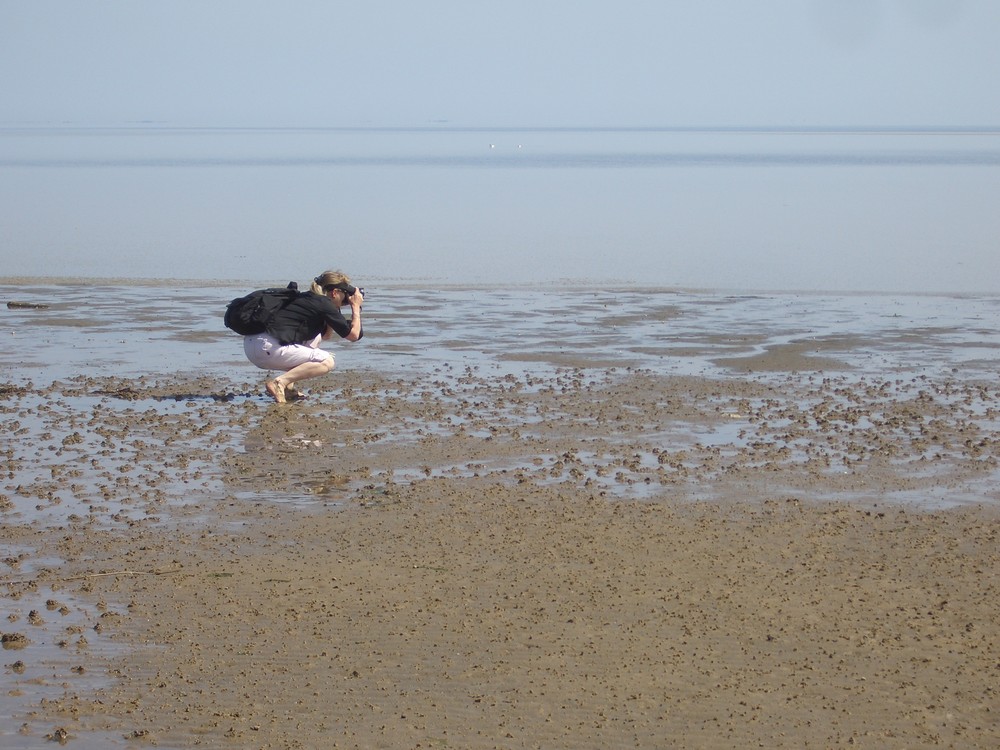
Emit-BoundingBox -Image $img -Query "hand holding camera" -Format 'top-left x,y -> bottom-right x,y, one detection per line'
335,283 -> 365,308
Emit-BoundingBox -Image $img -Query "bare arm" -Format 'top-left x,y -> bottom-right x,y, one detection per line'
343,290 -> 364,341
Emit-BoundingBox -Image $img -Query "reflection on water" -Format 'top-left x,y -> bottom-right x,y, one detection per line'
2,282 -> 999,383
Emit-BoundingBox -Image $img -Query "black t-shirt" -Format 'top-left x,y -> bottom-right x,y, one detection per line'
265,291 -> 358,345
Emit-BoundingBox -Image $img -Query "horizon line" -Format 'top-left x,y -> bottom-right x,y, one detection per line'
3,122 -> 1000,135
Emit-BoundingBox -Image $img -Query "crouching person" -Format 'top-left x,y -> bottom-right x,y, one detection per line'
243,270 -> 364,403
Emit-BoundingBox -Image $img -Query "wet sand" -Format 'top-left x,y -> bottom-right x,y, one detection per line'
3,365 -> 1000,748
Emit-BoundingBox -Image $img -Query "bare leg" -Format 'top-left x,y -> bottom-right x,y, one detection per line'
266,359 -> 334,404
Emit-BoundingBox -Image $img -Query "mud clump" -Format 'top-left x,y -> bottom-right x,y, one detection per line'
1,632 -> 30,650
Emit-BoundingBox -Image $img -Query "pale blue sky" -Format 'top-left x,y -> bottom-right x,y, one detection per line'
2,0 -> 998,127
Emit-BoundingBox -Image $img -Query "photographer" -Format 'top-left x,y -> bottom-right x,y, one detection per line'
243,270 -> 364,403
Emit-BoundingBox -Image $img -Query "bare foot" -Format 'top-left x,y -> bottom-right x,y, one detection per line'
265,379 -> 287,404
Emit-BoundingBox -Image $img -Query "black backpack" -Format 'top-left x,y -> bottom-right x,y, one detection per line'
224,282 -> 300,336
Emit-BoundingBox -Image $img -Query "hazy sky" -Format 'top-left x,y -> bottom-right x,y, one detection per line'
2,0 -> 998,128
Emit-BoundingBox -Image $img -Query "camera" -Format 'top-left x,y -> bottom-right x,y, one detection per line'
335,283 -> 365,299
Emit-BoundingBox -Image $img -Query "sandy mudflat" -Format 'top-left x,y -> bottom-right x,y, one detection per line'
3,367 -> 1000,748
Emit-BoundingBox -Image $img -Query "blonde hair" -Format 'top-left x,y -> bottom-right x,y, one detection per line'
310,270 -> 351,295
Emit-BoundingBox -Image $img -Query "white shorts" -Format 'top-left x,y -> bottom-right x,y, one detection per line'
243,333 -> 335,372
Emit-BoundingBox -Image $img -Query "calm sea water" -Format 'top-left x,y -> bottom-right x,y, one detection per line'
1,126 -> 999,292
